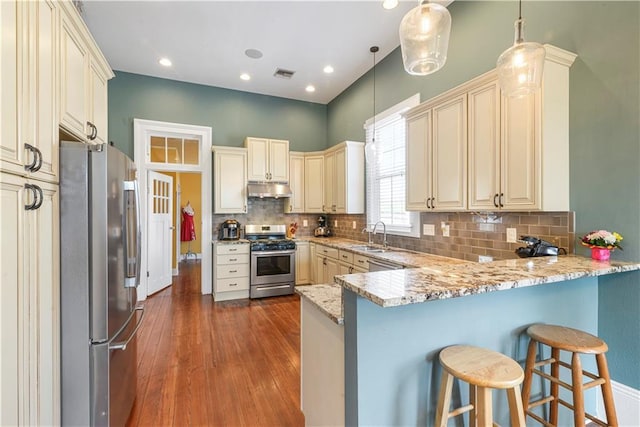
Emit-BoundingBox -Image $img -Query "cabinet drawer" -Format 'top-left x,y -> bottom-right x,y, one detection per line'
317,245 -> 339,260
338,250 -> 353,264
216,277 -> 249,292
216,264 -> 249,279
216,244 -> 249,255
217,254 -> 249,265
353,254 -> 369,269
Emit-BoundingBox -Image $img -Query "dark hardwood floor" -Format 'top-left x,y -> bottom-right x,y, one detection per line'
127,262 -> 305,426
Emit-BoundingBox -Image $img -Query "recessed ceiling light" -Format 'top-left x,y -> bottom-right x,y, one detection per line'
245,48 -> 263,59
159,57 -> 172,67
382,0 -> 398,10
305,85 -> 316,93
323,65 -> 334,74
240,73 -> 251,81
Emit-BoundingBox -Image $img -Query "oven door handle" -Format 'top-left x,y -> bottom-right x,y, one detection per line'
251,249 -> 296,257
255,285 -> 292,291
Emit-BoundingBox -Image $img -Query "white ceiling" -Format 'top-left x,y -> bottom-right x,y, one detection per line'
80,1 -> 426,104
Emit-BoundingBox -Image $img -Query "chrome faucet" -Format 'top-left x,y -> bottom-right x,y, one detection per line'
362,227 -> 373,245
371,221 -> 387,248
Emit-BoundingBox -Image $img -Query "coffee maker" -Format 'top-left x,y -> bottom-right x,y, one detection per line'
314,215 -> 331,237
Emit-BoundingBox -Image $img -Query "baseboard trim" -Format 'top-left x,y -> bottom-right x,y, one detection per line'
597,380 -> 640,426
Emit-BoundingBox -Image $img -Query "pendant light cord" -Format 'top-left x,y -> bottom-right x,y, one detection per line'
370,46 -> 379,146
518,0 -> 522,20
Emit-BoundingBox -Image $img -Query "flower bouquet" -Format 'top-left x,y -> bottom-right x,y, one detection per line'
580,230 -> 623,261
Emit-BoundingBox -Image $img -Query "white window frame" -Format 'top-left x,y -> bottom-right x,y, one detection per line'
364,94 -> 420,238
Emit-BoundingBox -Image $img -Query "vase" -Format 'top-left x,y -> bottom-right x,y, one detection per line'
591,247 -> 611,261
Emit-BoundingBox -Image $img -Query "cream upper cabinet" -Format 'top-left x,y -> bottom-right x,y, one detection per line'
468,46 -> 576,211
213,146 -> 247,214
468,80 -> 501,210
285,152 -> 305,213
58,1 -> 113,144
406,95 -> 467,212
245,137 -> 289,182
324,141 -> 365,214
1,0 -> 58,183
0,174 -> 60,426
304,153 -> 324,213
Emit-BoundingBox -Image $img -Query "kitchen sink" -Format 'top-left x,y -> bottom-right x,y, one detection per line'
350,245 -> 388,253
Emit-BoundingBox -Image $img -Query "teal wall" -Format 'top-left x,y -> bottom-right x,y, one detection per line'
329,1 -> 640,389
107,71 -> 327,158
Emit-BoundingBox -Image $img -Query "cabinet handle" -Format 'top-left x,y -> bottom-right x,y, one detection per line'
229,283 -> 238,287
426,197 -> 431,209
431,198 -> 435,210
244,205 -> 247,213
323,258 -> 327,266
493,193 -> 499,208
92,123 -> 98,140
229,270 -> 237,273
86,121 -> 97,140
357,259 -> 364,264
24,184 -> 43,210
289,204 -> 293,212
499,193 -> 504,208
24,144 -> 43,172
342,255 -> 347,259
229,258 -> 237,262
349,266 -> 354,274
229,248 -> 237,252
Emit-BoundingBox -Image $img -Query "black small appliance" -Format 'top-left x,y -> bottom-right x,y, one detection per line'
515,236 -> 561,257
219,219 -> 240,240
314,215 -> 331,237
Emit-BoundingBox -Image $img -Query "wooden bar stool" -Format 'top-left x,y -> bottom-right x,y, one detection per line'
435,345 -> 526,427
521,324 -> 618,427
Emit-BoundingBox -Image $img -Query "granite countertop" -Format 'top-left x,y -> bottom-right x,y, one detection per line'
295,284 -> 344,325
335,255 -> 640,308
211,239 -> 250,244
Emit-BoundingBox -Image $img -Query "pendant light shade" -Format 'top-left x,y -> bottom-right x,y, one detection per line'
399,0 -> 451,76
496,3 -> 546,97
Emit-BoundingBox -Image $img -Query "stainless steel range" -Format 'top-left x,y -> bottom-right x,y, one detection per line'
245,224 -> 296,299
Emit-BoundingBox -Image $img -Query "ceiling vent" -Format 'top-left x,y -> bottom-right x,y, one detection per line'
273,68 -> 295,79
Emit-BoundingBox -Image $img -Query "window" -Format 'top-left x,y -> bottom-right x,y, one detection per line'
365,94 -> 420,237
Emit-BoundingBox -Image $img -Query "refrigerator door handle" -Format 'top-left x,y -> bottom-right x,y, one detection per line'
123,180 -> 141,288
109,305 -> 144,351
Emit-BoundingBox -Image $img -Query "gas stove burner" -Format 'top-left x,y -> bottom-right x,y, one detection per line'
250,239 -> 296,252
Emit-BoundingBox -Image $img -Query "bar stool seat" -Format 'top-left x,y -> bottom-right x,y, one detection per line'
435,345 -> 526,427
522,324 -> 618,427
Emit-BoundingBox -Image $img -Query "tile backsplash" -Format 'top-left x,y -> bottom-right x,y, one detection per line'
329,211 -> 575,262
212,200 -> 575,262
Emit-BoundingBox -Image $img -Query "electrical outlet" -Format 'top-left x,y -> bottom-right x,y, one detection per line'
442,224 -> 450,237
334,220 -> 338,227
303,220 -> 308,227
423,224 -> 435,236
478,255 -> 493,263
506,228 -> 517,243
352,221 -> 357,229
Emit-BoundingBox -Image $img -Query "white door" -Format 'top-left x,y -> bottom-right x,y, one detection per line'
147,171 -> 173,295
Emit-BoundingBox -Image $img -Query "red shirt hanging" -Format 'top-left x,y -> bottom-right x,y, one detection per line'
181,206 -> 196,242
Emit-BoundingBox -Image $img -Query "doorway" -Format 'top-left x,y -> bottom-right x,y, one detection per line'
134,119 -> 212,300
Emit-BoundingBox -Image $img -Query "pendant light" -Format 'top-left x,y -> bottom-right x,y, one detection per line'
399,0 -> 451,76
496,0 -> 546,97
365,46 -> 378,165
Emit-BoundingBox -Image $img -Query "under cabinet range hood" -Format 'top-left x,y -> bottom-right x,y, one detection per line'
247,183 -> 292,198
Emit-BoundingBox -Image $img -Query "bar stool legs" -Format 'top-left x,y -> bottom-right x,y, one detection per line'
521,324 -> 619,427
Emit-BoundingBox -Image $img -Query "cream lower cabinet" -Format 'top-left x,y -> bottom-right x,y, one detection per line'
339,251 -> 369,275
309,243 -> 316,284
295,241 -> 310,285
304,153 -> 324,213
406,95 -> 467,212
213,146 -> 247,214
315,244 -> 339,284
285,152 -> 305,213
468,46 -> 577,211
0,173 -> 60,426
213,242 -> 250,301
58,1 -> 113,144
1,0 -> 58,183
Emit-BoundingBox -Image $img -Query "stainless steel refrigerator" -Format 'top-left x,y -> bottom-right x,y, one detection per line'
60,141 -> 144,426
